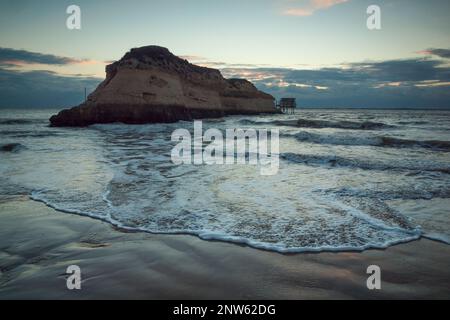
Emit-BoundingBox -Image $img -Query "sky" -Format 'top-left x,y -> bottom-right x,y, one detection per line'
0,0 -> 449,108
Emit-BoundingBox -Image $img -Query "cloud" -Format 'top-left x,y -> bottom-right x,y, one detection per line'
222,58 -> 450,108
1,50 -> 449,109
283,8 -> 313,16
180,55 -> 271,69
0,67 -> 102,108
179,55 -> 208,62
418,48 -> 450,59
0,47 -> 100,67
283,0 -> 349,17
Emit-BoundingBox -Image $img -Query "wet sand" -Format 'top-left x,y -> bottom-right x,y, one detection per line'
0,196 -> 449,300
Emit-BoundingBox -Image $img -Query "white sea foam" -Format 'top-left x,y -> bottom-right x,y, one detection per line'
2,109 -> 450,252
283,131 -> 450,151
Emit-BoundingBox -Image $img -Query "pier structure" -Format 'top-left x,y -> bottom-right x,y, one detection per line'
277,98 -> 296,114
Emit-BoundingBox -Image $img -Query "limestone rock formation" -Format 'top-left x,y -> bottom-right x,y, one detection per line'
50,46 -> 278,126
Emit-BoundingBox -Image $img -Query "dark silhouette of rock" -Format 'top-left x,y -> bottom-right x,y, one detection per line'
50,46 -> 278,126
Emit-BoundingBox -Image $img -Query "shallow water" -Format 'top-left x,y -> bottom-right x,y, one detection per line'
1,108 -> 449,252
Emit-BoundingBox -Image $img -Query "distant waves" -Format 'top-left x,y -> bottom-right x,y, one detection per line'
281,131 -> 450,151
240,118 -> 394,130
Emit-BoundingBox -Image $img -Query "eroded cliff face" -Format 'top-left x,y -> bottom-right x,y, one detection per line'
50,46 -> 278,126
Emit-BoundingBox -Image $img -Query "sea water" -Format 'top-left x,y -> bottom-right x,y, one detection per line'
1,108 -> 449,252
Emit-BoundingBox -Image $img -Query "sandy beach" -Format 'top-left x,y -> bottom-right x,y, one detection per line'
1,0 -> 450,304
0,196 -> 449,300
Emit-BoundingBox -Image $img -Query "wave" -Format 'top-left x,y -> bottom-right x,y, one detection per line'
324,185 -> 450,202
288,131 -> 450,151
239,119 -> 298,127
30,190 -> 422,254
382,136 -> 450,151
240,118 -> 392,130
396,121 -> 429,125
0,143 -> 26,152
281,152 -> 450,174
296,118 -> 392,130
0,119 -> 39,125
0,130 -> 64,138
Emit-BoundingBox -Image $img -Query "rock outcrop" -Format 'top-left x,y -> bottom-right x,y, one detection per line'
50,46 -> 278,126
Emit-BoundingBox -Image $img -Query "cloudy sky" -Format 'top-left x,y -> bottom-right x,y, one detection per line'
0,0 -> 449,108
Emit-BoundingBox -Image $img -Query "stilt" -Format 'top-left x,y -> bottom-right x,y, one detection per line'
277,98 -> 297,114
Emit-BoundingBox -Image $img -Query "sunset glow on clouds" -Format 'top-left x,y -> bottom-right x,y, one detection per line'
1,46 -> 450,108
283,0 -> 349,16
0,47 -> 107,78
221,56 -> 450,108
0,47 -> 105,67
0,0 -> 449,108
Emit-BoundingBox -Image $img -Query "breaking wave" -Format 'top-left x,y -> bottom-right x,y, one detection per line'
2,109 -> 450,253
296,118 -> 393,130
240,118 -> 393,130
288,131 -> 450,151
281,152 -> 450,174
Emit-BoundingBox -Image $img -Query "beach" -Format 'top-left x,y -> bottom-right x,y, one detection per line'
1,0 -> 450,303
1,196 -> 449,300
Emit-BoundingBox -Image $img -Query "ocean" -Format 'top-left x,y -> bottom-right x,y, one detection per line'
1,108 -> 449,253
